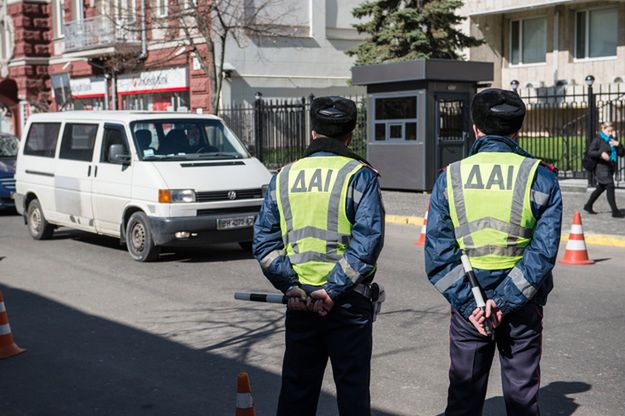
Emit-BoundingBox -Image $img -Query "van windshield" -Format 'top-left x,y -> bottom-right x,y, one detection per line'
130,119 -> 250,161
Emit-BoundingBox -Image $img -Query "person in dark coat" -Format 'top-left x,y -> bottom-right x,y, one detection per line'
584,122 -> 625,218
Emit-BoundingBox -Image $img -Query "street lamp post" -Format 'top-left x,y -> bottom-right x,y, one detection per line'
510,79 -> 520,94
585,75 -> 595,187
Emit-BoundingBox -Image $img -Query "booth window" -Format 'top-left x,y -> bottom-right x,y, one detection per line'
575,7 -> 618,59
373,96 -> 417,141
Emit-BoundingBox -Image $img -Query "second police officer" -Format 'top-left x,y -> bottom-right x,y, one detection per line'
425,89 -> 563,416
253,96 -> 385,416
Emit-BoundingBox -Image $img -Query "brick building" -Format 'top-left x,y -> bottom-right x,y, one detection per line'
0,0 -> 214,137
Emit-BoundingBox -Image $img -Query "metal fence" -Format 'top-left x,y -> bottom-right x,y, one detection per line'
220,95 -> 367,170
221,87 -> 625,183
517,84 -> 625,184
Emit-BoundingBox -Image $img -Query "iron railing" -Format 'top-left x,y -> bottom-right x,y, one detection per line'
64,16 -> 140,52
517,84 -> 625,185
220,95 -> 367,170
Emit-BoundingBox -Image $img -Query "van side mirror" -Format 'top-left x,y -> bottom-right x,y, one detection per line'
246,143 -> 256,156
108,144 -> 131,164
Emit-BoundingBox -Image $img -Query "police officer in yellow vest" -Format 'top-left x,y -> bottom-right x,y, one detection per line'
253,96 -> 385,416
425,89 -> 563,416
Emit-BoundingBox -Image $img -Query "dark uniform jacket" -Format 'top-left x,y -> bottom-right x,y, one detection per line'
425,135 -> 563,318
588,135 -> 625,184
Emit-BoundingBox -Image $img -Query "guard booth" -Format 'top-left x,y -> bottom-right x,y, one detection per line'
352,59 -> 493,191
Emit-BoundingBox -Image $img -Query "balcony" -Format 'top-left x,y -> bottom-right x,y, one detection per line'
63,15 -> 141,57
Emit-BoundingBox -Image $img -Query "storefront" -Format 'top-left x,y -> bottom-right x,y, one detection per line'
69,77 -> 106,111
117,67 -> 190,112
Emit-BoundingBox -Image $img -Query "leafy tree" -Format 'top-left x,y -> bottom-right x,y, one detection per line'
347,0 -> 483,65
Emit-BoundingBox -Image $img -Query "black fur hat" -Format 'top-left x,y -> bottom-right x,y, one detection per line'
471,89 -> 526,136
311,96 -> 357,139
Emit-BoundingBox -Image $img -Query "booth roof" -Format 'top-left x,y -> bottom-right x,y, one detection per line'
351,59 -> 493,86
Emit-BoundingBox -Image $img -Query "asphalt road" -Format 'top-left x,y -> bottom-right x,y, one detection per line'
0,212 -> 624,416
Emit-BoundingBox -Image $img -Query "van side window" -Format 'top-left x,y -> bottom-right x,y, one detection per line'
24,123 -> 61,157
101,126 -> 129,163
59,123 -> 98,162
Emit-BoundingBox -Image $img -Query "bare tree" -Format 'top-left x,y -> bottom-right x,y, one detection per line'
105,0 -> 298,113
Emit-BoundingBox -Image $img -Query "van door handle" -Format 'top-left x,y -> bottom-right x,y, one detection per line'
94,166 -> 98,177
87,165 -> 92,177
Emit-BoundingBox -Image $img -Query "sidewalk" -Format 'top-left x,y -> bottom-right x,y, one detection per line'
382,179 -> 625,247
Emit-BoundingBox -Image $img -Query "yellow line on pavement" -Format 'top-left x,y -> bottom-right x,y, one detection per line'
385,215 -> 424,226
385,216 -> 625,248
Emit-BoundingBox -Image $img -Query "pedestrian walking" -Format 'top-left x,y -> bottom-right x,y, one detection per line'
253,96 -> 385,416
584,121 -> 625,218
425,88 -> 563,416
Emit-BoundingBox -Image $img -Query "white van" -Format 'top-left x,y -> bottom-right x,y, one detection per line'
14,111 -> 272,261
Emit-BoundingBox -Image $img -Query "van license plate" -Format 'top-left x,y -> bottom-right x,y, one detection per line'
217,215 -> 256,230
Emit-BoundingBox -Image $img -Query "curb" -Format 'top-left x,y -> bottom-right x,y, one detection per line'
385,216 -> 625,248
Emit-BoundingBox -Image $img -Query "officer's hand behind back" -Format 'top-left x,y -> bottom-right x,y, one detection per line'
286,286 -> 310,312
310,289 -> 334,317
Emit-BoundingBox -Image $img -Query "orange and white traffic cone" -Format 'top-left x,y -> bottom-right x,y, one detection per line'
416,198 -> 429,247
0,290 -> 26,359
559,211 -> 594,265
235,372 -> 256,416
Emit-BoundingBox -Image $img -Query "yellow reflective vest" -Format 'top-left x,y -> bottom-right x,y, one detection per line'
276,156 -> 364,286
447,152 -> 540,270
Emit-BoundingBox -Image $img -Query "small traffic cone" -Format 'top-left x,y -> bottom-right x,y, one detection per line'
0,290 -> 26,359
559,211 -> 594,265
235,372 -> 256,416
416,198 -> 429,247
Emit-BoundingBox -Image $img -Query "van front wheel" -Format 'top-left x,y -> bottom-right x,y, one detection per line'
126,212 -> 160,262
27,199 -> 54,240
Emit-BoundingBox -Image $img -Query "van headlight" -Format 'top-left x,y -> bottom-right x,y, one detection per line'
261,184 -> 269,198
158,189 -> 196,203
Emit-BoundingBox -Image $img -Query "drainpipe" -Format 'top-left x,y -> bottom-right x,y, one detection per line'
552,10 -> 559,87
139,0 -> 147,59
112,72 -> 117,110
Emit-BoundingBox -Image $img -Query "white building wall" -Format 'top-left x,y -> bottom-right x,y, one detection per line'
221,0 -> 365,105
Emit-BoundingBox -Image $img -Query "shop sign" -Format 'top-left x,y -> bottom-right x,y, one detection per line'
117,67 -> 189,95
70,77 -> 106,99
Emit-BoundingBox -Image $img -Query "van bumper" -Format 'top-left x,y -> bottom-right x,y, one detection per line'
148,210 -> 260,247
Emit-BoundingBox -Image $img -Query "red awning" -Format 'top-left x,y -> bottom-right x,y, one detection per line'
0,78 -> 19,108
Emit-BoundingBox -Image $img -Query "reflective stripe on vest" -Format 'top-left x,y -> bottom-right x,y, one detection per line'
276,156 -> 363,286
447,152 -> 540,270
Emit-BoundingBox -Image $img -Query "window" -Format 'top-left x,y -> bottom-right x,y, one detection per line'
59,123 -> 98,161
53,0 -> 65,39
24,123 -> 62,158
0,18 -> 13,61
510,17 -> 547,65
117,0 -> 137,23
155,0 -> 168,17
101,125 -> 129,163
373,96 -> 418,142
576,7 -> 618,59
73,0 -> 84,22
130,119 -> 248,161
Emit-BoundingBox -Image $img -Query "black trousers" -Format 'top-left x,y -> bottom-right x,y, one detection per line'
585,182 -> 619,213
277,291 -> 373,416
445,303 -> 543,416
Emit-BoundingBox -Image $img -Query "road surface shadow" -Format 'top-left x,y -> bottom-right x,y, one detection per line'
0,285 -> 400,416
49,228 -> 255,263
434,381 -> 591,416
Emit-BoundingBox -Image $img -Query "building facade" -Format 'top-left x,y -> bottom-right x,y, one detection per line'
0,0 -> 366,136
460,0 -> 625,90
220,0 -> 366,106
